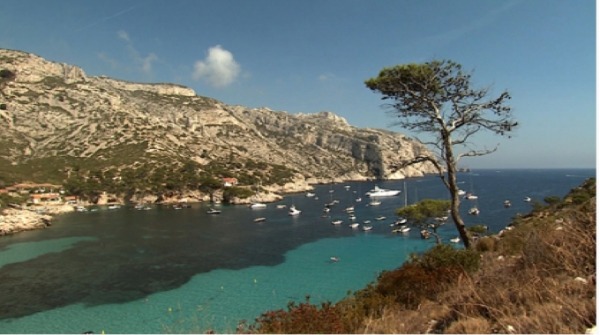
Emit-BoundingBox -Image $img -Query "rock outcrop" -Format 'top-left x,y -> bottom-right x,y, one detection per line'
0,48 -> 438,188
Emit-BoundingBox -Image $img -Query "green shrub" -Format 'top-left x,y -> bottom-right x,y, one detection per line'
475,236 -> 496,252
253,296 -> 346,334
413,244 -> 481,273
375,263 -> 463,309
468,224 -> 489,234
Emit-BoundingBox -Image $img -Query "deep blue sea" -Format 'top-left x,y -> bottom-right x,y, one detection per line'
0,168 -> 594,333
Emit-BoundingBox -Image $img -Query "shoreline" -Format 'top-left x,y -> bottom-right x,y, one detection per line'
0,176 -> 424,237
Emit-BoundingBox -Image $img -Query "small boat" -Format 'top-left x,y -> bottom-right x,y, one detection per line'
394,218 -> 407,226
435,216 -> 448,222
344,205 -> 355,212
464,193 -> 478,200
363,220 -> 371,224
250,202 -> 267,209
458,189 -> 466,196
134,204 -> 144,210
362,225 -> 373,231
331,220 -> 343,225
349,223 -> 359,229
276,204 -> 287,209
344,185 -> 351,190
375,216 -> 386,221
368,199 -> 381,206
306,192 -> 316,197
207,208 -> 221,214
450,237 -> 461,243
400,225 -> 411,233
108,204 -> 120,209
288,205 -> 301,216
143,206 -> 151,210
365,186 -> 401,197
355,197 -> 362,202
420,230 -> 431,239
524,197 -> 532,202
330,257 -> 340,262
468,207 -> 480,215
504,200 -> 511,207
348,214 -> 356,220
253,217 -> 266,223
323,207 -> 330,212
75,206 -> 87,212
321,215 -> 331,218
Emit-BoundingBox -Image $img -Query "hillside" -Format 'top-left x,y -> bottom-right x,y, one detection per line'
247,178 -> 596,334
0,48 -> 436,190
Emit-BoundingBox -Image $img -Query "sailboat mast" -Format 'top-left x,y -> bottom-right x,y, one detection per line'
404,181 -> 407,207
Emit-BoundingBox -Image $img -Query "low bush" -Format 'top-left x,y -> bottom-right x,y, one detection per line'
475,236 -> 496,252
253,296 -> 346,334
412,243 -> 481,274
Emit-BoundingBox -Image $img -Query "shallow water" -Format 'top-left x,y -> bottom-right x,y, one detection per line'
0,168 -> 593,333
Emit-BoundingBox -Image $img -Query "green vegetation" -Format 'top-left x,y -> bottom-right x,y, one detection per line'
365,60 -> 518,249
395,198 -> 451,244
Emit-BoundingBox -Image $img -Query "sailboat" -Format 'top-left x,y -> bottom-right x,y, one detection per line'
249,182 -> 266,209
464,176 -> 478,200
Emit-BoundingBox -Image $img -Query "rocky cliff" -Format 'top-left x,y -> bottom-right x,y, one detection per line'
0,48 -> 437,187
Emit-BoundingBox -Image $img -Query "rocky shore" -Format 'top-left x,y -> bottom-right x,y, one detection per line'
0,205 -> 74,236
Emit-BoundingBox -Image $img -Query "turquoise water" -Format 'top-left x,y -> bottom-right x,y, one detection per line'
0,236 -> 97,269
1,235 -> 428,333
0,168 -> 594,333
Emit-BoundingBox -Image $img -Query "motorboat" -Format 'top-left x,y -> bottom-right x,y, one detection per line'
75,206 -> 87,212
250,202 -> 267,209
207,208 -> 221,214
306,192 -> 316,197
420,230 -> 431,239
332,220 -> 343,225
253,217 -> 266,223
375,216 -> 386,221
365,186 -> 400,197
394,218 -> 407,226
276,204 -> 287,209
464,193 -> 478,200
323,207 -> 330,212
450,237 -> 461,243
524,197 -> 532,202
363,220 -> 371,224
368,199 -> 381,206
288,205 -> 301,216
392,225 -> 411,233
468,207 -> 480,215
362,225 -> 373,231
504,200 -> 511,207
435,216 -> 448,222
344,205 -> 355,212
458,189 -> 466,196
348,214 -> 356,220
349,223 -> 359,229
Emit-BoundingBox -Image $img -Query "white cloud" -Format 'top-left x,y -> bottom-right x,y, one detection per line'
117,30 -> 130,42
192,45 -> 240,88
116,30 -> 158,76
318,73 -> 335,81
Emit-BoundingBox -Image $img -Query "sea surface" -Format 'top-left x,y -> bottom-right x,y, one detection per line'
0,168 -> 594,333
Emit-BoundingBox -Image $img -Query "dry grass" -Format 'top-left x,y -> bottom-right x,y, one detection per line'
348,195 -> 596,334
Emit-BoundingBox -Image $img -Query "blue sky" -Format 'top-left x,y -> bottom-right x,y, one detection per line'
0,0 -> 595,169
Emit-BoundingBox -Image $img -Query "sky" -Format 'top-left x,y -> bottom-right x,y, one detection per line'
0,0 -> 595,169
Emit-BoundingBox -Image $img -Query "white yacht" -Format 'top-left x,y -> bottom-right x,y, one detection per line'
288,205 -> 301,216
365,186 -> 401,197
250,202 -> 267,209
